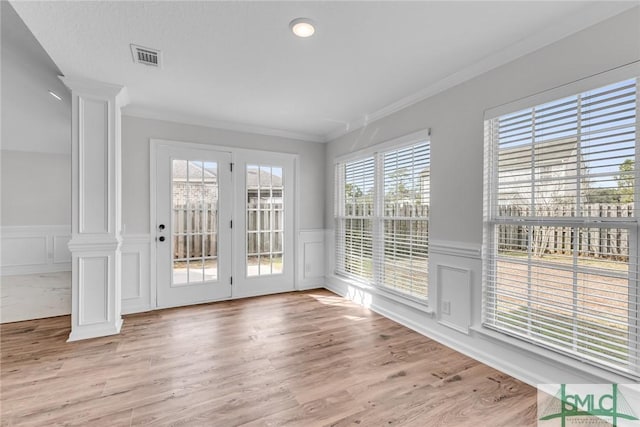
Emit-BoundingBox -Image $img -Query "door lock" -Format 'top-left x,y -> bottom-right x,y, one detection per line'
158,224 -> 166,231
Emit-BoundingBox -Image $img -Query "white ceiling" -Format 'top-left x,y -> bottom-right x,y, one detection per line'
10,1 -> 636,142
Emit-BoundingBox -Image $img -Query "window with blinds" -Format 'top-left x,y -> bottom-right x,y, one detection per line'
335,157 -> 375,281
483,78 -> 639,377
381,143 -> 430,298
335,138 -> 430,300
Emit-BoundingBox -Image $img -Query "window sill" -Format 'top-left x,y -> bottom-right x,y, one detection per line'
329,273 -> 435,316
470,325 -> 639,384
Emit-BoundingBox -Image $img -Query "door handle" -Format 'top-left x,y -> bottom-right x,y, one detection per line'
158,236 -> 166,242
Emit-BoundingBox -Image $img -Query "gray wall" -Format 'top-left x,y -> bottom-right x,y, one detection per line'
121,115 -> 326,234
1,151 -> 71,226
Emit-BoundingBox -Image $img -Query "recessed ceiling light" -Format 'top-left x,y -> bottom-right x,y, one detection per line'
48,90 -> 62,101
290,18 -> 315,38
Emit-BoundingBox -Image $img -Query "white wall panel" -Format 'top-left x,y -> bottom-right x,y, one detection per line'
0,226 -> 71,275
121,252 -> 140,299
1,236 -> 47,267
78,255 -> 109,325
435,264 -> 471,334
297,230 -> 325,290
121,234 -> 151,314
79,98 -> 109,234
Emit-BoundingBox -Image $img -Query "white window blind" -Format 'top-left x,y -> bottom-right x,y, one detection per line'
335,157 -> 375,281
483,78 -> 639,377
379,143 -> 430,298
335,137 -> 430,300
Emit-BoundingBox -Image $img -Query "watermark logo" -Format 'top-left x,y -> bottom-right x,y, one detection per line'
538,384 -> 640,427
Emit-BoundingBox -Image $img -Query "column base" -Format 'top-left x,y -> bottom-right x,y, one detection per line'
67,317 -> 123,342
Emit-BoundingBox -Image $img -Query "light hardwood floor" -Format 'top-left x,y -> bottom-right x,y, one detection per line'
1,290 -> 537,426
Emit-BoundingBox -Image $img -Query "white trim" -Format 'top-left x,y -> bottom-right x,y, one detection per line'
149,141 -> 159,309
334,129 -> 430,164
67,318 -> 122,342
60,76 -> 129,104
67,237 -> 120,252
1,225 -> 71,236
430,239 -> 482,259
123,105 -> 326,144
325,2 -> 639,142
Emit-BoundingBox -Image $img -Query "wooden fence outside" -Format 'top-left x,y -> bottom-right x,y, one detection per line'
173,203 -> 284,259
497,204 -> 633,260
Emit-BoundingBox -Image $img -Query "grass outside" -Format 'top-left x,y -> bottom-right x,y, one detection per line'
494,255 -> 631,366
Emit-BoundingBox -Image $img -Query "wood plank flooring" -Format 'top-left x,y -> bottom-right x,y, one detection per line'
1,290 -> 537,426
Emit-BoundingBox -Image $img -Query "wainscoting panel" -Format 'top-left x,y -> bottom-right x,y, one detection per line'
78,255 -> 110,325
436,264 -> 471,334
121,234 -> 151,314
0,226 -> 72,276
297,230 -> 325,290
430,239 -> 481,334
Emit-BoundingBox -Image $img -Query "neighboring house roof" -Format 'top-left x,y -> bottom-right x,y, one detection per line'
247,168 -> 283,188
172,161 -> 217,182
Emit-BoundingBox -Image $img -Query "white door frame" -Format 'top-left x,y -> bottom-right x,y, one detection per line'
150,138 -> 301,309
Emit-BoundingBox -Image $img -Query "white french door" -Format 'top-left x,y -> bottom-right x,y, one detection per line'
232,151 -> 295,297
153,142 -> 295,308
155,144 -> 232,308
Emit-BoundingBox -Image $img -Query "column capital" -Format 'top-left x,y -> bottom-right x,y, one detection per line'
59,75 -> 129,106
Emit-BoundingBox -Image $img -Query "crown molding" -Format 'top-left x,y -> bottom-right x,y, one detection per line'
122,105 -> 327,144
325,2 -> 639,142
59,75 -> 129,105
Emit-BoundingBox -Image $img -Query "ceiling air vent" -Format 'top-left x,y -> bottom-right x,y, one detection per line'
130,44 -> 161,67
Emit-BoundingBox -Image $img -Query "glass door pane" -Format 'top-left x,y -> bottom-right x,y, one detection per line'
172,159 -> 219,285
246,165 -> 284,277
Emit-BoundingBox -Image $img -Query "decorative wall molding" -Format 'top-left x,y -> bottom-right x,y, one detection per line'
67,237 -> 121,252
121,234 -> 151,314
430,239 -> 482,259
297,230 -> 325,290
0,225 -> 71,276
435,263 -> 471,335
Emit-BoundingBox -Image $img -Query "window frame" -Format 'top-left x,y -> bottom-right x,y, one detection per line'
483,65 -> 640,379
334,129 -> 431,304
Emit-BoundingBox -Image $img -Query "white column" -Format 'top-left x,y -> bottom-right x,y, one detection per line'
61,76 -> 129,341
